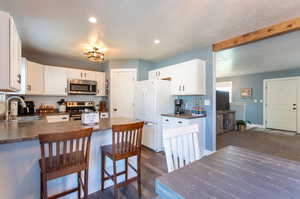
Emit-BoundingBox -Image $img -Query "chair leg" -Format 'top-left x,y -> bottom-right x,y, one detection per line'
84,169 -> 89,199
78,171 -> 81,199
137,155 -> 142,197
41,174 -> 48,199
40,172 -> 43,199
125,158 -> 128,181
101,152 -> 105,190
113,160 -> 118,199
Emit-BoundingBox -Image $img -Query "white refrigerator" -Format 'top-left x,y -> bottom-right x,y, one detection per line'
134,80 -> 172,152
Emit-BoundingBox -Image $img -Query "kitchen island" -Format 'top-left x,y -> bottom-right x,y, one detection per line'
0,117 -> 138,199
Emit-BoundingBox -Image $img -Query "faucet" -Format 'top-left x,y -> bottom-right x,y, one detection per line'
5,96 -> 27,121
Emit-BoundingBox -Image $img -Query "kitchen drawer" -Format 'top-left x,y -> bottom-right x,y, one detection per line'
46,114 -> 69,123
162,116 -> 189,128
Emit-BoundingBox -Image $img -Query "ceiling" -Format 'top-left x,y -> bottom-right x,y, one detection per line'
216,30 -> 300,78
2,0 -> 300,68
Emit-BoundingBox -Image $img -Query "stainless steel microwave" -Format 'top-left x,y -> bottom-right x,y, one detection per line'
68,79 -> 97,95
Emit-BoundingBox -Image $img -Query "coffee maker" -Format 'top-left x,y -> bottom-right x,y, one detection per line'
175,99 -> 185,114
18,101 -> 35,116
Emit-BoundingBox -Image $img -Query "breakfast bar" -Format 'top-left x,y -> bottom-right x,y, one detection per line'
0,117 -> 138,199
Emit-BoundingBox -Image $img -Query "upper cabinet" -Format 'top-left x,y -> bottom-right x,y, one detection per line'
0,12 -> 22,92
148,67 -> 172,80
27,61 -> 44,95
148,59 -> 206,95
44,66 -> 68,96
67,68 -> 95,80
95,72 -> 106,96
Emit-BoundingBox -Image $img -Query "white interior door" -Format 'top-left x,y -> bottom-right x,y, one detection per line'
110,69 -> 137,118
266,79 -> 297,131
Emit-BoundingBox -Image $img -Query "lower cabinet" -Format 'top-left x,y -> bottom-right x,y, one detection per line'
162,116 -> 206,154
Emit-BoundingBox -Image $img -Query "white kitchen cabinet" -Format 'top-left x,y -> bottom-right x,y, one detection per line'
148,59 -> 206,95
44,66 -> 68,96
68,68 -> 95,81
67,68 -> 83,80
83,71 -> 95,80
162,116 -> 206,154
26,61 -> 44,95
149,67 -> 172,80
0,12 -> 22,92
95,72 -> 106,96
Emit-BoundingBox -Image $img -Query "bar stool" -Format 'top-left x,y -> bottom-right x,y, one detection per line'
38,128 -> 93,199
101,122 -> 144,199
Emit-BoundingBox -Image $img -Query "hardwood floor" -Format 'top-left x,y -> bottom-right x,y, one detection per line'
217,129 -> 300,162
90,128 -> 300,199
88,147 -> 167,199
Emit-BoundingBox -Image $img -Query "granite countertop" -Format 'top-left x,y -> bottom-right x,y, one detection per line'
161,113 -> 206,119
0,117 -> 138,144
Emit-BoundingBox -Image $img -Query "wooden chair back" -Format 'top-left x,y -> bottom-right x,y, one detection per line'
163,124 -> 202,172
39,128 -> 93,172
112,122 -> 144,156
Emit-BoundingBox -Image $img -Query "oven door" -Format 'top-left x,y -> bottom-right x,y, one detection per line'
68,80 -> 97,95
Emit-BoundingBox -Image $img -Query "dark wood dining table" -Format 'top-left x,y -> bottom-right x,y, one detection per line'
155,146 -> 300,199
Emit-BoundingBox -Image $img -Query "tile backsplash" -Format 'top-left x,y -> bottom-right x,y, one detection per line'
24,95 -> 106,108
173,95 -> 205,111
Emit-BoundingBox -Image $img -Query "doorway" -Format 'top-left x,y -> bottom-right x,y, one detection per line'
264,77 -> 298,131
110,69 -> 137,118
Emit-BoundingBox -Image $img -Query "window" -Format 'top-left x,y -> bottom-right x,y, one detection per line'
216,81 -> 232,103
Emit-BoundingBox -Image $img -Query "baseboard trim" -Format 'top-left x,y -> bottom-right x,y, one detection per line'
204,150 -> 215,156
248,124 -> 264,129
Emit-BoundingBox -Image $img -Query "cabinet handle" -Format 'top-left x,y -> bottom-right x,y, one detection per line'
17,74 -> 21,84
183,85 -> 185,91
85,73 -> 86,78
165,119 -> 169,122
80,72 -> 82,78
97,89 -> 99,94
178,121 -> 183,124
179,85 -> 181,91
27,85 -> 31,91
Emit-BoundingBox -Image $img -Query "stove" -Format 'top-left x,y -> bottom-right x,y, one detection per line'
66,101 -> 96,120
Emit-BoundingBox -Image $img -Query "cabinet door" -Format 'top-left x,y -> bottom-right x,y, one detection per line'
170,64 -> 183,95
95,72 -> 106,96
159,67 -> 172,80
68,68 -> 84,79
84,71 -> 95,80
9,18 -> 21,91
148,70 -> 157,80
181,59 -> 206,95
44,66 -> 67,96
26,61 -> 44,95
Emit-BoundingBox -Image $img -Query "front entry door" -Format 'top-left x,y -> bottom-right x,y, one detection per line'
110,69 -> 137,118
266,79 -> 297,131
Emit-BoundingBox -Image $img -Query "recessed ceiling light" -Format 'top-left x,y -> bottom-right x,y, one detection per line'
154,39 -> 160,44
88,17 -> 97,24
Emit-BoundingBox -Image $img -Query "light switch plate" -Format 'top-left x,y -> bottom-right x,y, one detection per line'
0,94 -> 5,102
204,99 -> 210,106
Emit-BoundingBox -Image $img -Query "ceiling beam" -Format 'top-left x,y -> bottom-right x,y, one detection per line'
213,16 -> 300,52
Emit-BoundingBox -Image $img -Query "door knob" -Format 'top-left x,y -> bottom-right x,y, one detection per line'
293,108 -> 297,110
113,108 -> 117,111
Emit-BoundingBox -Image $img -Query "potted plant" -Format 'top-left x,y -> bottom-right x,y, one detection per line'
236,120 -> 247,132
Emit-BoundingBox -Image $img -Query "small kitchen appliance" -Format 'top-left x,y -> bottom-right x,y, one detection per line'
175,99 -> 185,114
66,101 -> 96,121
68,79 -> 97,95
18,101 -> 35,116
